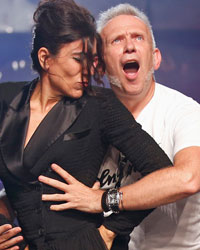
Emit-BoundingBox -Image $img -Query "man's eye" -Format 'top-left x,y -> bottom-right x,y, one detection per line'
136,36 -> 143,41
112,38 -> 121,44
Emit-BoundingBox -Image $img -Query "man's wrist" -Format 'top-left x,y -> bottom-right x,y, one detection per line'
101,188 -> 123,214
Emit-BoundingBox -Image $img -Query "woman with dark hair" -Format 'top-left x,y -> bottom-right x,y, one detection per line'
0,0 -> 172,249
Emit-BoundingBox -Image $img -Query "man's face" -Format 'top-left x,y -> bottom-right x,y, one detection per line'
101,15 -> 160,98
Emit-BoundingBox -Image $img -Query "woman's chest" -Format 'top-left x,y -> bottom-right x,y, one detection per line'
0,125 -> 106,188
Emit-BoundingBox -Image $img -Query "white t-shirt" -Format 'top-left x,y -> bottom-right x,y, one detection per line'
98,83 -> 200,250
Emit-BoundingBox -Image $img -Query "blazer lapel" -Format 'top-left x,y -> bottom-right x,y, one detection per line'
0,80 -> 37,182
24,95 -> 88,178
0,79 -> 88,183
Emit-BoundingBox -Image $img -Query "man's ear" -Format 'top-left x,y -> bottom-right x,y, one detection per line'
38,47 -> 50,71
153,48 -> 162,71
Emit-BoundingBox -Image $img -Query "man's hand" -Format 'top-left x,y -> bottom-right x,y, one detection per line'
0,224 -> 23,250
98,225 -> 116,250
38,163 -> 104,213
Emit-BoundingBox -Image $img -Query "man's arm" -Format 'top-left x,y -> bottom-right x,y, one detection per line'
38,147 -> 200,242
102,146 -> 200,236
120,146 -> 200,210
39,146 -> 200,212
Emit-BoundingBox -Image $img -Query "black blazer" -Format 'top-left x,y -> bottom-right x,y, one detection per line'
0,79 -> 172,248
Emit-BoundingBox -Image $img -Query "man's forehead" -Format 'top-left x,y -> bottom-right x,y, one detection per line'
101,15 -> 149,41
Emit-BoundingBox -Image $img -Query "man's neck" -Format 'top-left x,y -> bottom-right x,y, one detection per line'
113,82 -> 155,119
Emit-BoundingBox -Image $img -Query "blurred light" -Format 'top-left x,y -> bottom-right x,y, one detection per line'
5,26 -> 14,34
12,61 -> 19,71
0,72 -> 2,80
19,60 -> 26,69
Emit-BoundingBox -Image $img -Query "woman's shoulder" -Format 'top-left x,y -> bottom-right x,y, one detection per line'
88,86 -> 117,105
88,86 -> 134,121
0,81 -> 28,103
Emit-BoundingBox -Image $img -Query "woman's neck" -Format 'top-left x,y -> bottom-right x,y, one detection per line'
31,78 -> 61,114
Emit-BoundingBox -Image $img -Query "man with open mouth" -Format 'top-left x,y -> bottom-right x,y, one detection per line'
35,3 -> 200,250
1,3 -> 200,250
96,4 -> 200,250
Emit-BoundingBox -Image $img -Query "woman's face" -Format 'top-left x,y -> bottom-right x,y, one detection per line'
46,39 -> 96,99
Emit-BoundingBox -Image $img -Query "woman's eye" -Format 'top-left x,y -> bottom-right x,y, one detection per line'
73,57 -> 81,62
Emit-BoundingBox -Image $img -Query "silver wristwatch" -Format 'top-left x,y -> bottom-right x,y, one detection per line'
106,188 -> 123,214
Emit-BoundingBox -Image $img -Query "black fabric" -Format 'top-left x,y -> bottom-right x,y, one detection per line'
27,225 -> 107,250
0,80 -> 172,250
0,213 -> 10,225
111,235 -> 130,250
103,209 -> 154,235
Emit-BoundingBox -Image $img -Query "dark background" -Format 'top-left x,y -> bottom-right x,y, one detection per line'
0,0 -> 199,102
0,0 -> 199,189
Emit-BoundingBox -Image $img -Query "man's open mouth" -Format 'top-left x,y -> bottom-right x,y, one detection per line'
123,61 -> 140,74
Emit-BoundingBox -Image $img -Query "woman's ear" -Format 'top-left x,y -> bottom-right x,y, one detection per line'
153,48 -> 162,71
38,47 -> 50,71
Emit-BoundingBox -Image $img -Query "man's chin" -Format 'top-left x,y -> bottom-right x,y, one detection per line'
121,85 -> 144,97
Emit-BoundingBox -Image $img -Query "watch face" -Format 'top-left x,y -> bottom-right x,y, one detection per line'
106,189 -> 121,213
108,190 -> 118,206
110,195 -> 116,204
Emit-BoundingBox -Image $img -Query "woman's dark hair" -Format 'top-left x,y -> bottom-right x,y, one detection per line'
31,0 -> 105,86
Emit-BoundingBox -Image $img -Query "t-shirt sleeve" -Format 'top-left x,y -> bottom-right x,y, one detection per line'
172,101 -> 200,155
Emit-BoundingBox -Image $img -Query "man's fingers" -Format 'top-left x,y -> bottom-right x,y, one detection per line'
39,163 -> 81,190
50,202 -> 74,211
38,175 -> 68,192
51,164 -> 78,185
42,194 -> 67,201
92,181 -> 100,190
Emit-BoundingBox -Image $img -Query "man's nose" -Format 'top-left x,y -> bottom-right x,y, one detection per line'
124,37 -> 136,53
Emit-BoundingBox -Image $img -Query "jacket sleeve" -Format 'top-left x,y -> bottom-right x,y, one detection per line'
99,89 -> 172,176
98,89 -> 172,234
103,209 -> 154,235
